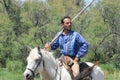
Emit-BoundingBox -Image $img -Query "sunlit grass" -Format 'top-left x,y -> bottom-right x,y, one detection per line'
0,68 -> 22,80
0,66 -> 120,80
0,68 -> 40,80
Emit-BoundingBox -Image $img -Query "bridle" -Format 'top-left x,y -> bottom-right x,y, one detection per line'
25,48 -> 62,80
26,50 -> 43,78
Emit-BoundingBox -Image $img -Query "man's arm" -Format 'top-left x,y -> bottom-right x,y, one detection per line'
44,37 -> 59,51
44,43 -> 51,51
75,33 -> 89,59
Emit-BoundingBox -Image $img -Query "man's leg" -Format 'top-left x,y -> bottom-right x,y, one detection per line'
71,61 -> 79,77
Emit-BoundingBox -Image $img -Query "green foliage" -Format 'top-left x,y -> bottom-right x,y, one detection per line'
0,68 -> 22,80
0,0 -> 120,71
6,59 -> 23,73
100,63 -> 119,73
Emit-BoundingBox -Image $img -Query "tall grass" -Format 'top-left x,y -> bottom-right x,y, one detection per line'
1,61 -> 120,80
0,60 -> 40,80
0,68 -> 22,80
0,68 -> 40,80
100,63 -> 120,80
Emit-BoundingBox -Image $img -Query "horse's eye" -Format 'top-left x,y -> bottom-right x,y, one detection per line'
35,59 -> 40,62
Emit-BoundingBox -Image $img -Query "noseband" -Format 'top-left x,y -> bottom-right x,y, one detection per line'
26,51 -> 43,77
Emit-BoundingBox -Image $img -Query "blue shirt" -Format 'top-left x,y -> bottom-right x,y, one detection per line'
50,30 -> 88,59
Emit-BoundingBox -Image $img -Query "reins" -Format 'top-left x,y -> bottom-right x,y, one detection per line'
53,58 -> 67,80
54,65 -> 62,80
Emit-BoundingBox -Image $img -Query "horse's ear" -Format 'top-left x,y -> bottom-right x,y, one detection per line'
26,46 -> 32,53
37,46 -> 42,55
37,46 -> 41,51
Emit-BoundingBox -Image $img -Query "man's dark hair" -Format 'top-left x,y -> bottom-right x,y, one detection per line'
61,16 -> 71,24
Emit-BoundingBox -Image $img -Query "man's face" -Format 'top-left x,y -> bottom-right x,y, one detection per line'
62,18 -> 72,31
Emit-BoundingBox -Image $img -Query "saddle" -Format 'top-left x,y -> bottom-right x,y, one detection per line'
74,62 -> 95,80
58,56 -> 95,80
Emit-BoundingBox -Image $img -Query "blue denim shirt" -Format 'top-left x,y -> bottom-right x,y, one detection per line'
50,30 -> 88,59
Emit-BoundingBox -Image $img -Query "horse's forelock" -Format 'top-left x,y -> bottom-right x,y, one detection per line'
27,47 -> 41,60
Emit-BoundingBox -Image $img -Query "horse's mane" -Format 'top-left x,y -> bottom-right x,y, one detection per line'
40,49 -> 57,68
39,49 -> 59,80
40,49 -> 55,60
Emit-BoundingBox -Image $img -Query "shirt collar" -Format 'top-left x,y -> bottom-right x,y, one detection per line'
61,30 -> 74,36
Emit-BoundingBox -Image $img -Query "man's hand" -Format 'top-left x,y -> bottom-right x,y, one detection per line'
74,57 -> 80,62
63,56 -> 73,66
44,43 -> 51,51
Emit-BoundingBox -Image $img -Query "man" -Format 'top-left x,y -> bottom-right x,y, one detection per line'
45,16 -> 88,77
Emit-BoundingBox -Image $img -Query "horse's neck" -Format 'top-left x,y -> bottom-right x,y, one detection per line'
40,49 -> 72,80
41,49 -> 57,79
40,69 -> 52,80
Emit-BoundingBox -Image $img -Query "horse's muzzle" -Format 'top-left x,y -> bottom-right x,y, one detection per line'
23,70 -> 34,80
23,74 -> 34,80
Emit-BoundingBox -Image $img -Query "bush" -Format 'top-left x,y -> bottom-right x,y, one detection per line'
6,59 -> 23,73
100,63 -> 116,73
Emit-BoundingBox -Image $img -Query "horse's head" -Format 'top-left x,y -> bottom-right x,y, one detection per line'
23,46 -> 43,80
23,46 -> 74,80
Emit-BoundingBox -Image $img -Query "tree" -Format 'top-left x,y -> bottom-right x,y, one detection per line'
83,0 -> 120,68
0,0 -> 119,69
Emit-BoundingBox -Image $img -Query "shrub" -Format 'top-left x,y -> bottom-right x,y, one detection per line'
6,59 -> 23,73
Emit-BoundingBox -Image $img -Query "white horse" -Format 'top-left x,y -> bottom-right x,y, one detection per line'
23,46 -> 104,80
